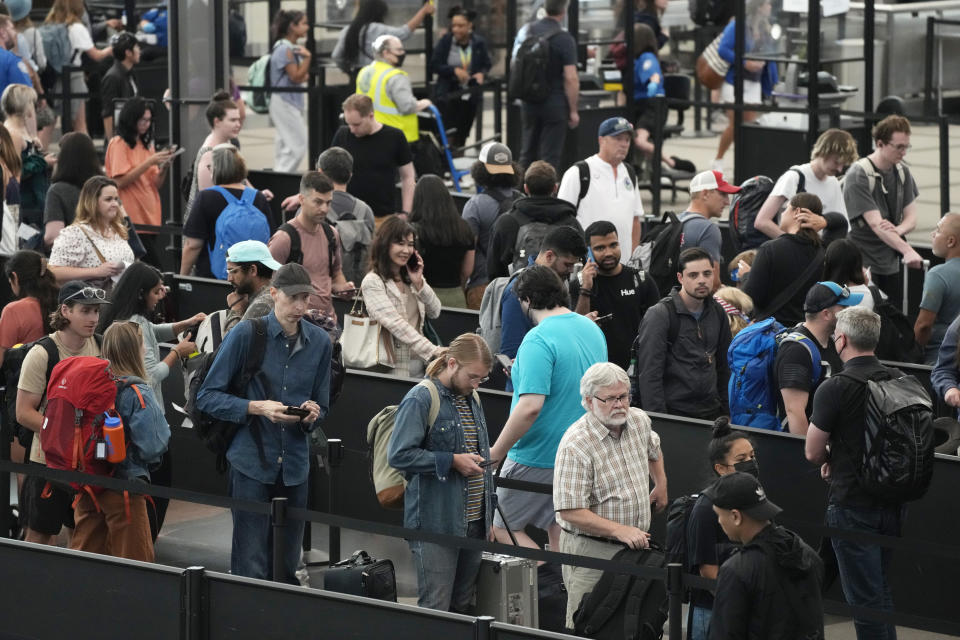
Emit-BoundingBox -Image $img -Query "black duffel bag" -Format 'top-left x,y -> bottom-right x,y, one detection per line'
321,550 -> 397,602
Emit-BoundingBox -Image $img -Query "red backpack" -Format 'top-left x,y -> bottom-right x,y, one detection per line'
40,356 -> 145,508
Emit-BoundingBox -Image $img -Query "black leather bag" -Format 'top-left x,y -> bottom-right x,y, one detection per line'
321,550 -> 397,602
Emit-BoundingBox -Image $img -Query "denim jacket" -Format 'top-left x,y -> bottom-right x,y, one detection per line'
387,378 -> 494,537
196,313 -> 331,486
114,382 -> 170,482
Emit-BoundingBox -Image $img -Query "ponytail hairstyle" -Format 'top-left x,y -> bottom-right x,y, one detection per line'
426,333 -> 493,378
4,250 -> 59,327
343,0 -> 388,68
707,417 -> 753,476
271,8 -> 305,43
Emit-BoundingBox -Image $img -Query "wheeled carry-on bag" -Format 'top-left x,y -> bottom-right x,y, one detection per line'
475,552 -> 539,627
320,549 -> 397,602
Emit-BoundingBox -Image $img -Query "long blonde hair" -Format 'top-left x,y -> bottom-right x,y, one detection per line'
45,0 -> 85,25
102,321 -> 148,380
73,176 -> 128,239
426,333 -> 493,378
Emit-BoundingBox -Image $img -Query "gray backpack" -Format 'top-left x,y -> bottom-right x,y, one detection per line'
511,213 -> 553,275
477,270 -> 523,355
328,195 -> 372,284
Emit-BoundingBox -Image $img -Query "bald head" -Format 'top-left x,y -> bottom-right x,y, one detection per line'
375,35 -> 402,56
933,212 -> 960,260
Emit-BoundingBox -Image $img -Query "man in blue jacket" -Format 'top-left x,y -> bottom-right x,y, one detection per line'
198,263 -> 331,583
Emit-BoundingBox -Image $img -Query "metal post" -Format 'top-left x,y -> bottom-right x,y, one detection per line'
623,3 -> 636,116
182,566 -> 206,640
693,28 -> 704,133
925,17 -> 936,118
271,497 -> 288,582
667,563 -> 684,640
651,96 -> 665,216
505,0 -> 517,149
569,0 -> 580,65
308,67 -> 324,173
940,116 -> 950,214
213,0 -> 226,91
732,0 -> 745,183
327,439 -> 344,564
167,0 -> 182,225
0,431 -> 10,539
124,0 -> 138,31
864,0 -> 875,116
424,0 -> 434,87
807,0 -> 821,154
494,84 -> 503,140
62,68 -> 74,134
474,615 -> 495,640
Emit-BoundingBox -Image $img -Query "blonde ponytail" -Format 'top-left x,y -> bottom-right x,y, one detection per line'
426,334 -> 493,378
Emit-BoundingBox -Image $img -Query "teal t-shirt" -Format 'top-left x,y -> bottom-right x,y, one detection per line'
508,313 -> 608,468
920,257 -> 960,363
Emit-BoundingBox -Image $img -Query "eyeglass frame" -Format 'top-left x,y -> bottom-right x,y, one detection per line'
62,287 -> 107,303
593,393 -> 630,406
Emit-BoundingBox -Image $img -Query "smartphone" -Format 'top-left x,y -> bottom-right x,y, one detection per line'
284,406 -> 310,418
595,313 -> 614,324
406,251 -> 420,271
478,459 -> 500,468
495,353 -> 513,373
167,146 -> 187,159
586,247 -> 594,263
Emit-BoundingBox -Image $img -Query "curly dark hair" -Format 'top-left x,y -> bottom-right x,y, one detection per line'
515,265 -> 568,310
470,161 -> 521,190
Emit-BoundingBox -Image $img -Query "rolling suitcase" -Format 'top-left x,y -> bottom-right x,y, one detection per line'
475,552 -> 539,627
319,549 -> 397,602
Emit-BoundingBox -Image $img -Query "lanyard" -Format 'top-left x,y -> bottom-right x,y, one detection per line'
458,43 -> 472,70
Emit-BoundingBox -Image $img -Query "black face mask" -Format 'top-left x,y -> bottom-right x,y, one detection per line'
733,458 -> 759,478
393,53 -> 407,68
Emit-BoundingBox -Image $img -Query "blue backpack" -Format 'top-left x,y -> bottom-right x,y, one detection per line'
208,186 -> 270,280
727,317 -> 822,431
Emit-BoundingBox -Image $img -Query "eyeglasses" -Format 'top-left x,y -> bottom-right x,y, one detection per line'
456,362 -> 489,384
594,393 -> 630,406
888,143 -> 911,153
63,287 -> 106,303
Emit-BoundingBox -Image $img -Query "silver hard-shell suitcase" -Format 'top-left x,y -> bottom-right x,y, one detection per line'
475,552 -> 539,627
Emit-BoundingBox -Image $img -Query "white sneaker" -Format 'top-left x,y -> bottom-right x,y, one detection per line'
711,159 -> 725,175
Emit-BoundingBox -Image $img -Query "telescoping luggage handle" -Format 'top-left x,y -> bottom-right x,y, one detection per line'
902,258 -> 930,316
493,460 -> 520,546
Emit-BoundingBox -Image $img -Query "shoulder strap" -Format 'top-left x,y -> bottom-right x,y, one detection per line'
418,379 -> 442,434
77,226 -> 107,264
279,222 -> 303,265
351,195 -> 364,217
575,160 -> 590,208
39,336 -> 59,386
665,297 -> 681,346
210,185 -> 239,204
624,162 -> 638,188
321,221 -> 337,273
868,285 -> 883,308
240,187 -> 257,205
241,317 -> 270,467
791,167 -> 806,193
755,248 -> 824,321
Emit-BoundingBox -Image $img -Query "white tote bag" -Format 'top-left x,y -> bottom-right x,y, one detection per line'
339,295 -> 381,369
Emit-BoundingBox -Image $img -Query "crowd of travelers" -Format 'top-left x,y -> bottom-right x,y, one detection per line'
0,1 -> 957,639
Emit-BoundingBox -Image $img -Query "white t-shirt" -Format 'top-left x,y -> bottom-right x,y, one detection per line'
771,162 -> 848,224
557,154 -> 644,263
67,23 -> 94,66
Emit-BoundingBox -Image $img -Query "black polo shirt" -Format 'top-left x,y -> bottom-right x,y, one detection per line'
809,355 -> 902,508
100,61 -> 139,119
774,324 -> 843,418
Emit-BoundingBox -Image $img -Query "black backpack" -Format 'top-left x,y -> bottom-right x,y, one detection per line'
186,317 -> 268,473
1,337 -> 57,449
837,368 -> 936,503
509,26 -> 562,103
573,544 -> 669,640
279,221 -> 338,275
868,285 -> 923,363
664,494 -> 699,603
689,0 -> 734,25
728,175 -> 776,254
486,188 -> 523,217
574,160 -> 638,209
630,212 -> 687,296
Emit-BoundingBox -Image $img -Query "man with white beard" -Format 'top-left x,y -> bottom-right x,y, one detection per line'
552,362 -> 668,629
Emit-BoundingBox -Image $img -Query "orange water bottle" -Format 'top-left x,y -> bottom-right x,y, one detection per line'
102,411 -> 127,464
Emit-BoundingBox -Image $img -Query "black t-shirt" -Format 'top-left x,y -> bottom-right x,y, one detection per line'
100,62 -> 138,119
330,124 -> 412,218
419,237 -> 474,289
742,234 -> 823,328
526,18 -> 578,102
686,493 -> 736,608
569,266 -> 660,369
809,355 -> 901,508
183,187 -> 272,278
774,324 -> 843,418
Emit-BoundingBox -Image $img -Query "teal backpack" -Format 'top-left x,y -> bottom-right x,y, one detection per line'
242,42 -> 282,114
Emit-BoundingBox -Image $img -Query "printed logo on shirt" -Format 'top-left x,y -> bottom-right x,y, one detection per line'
621,288 -> 636,297
643,58 -> 653,71
624,176 -> 633,190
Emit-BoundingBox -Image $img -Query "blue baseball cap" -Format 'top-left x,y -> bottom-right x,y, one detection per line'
803,281 -> 864,313
226,240 -> 282,271
598,117 -> 633,137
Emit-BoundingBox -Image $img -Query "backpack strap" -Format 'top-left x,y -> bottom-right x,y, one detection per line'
240,186 -> 257,205
38,336 -> 59,387
321,221 -> 338,275
867,284 -> 883,309
624,162 -> 638,190
754,248 -> 824,322
778,331 -> 822,384
210,185 -> 239,205
790,167 -> 806,194
575,160 -> 590,209
279,222 -> 303,265
240,317 -> 270,467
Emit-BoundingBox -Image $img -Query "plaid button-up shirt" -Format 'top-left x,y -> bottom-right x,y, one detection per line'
554,407 -> 661,535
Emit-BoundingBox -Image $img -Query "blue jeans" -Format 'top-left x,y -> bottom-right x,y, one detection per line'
689,605 -> 712,640
826,503 -> 904,640
229,467 -> 307,584
409,518 -> 486,612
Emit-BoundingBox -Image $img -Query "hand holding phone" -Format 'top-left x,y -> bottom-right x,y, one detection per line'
406,250 -> 422,273
478,459 -> 500,469
495,354 -> 513,375
586,247 -> 595,263
283,406 -> 310,419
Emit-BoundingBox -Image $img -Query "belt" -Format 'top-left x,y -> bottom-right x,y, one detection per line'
560,527 -> 622,546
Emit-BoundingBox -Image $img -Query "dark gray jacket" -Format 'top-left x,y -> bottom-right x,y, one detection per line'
634,288 -> 731,419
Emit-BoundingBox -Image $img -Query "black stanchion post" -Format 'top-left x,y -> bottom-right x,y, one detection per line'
693,28 -> 704,133
182,565 -> 206,640
505,0 -> 517,152
0,431 -> 10,539
424,0 -> 434,88
806,0 -> 821,154
862,0 -> 875,152
651,96 -> 665,216
475,615 -> 495,640
569,0 -> 581,66
940,115 -> 950,214
62,67 -> 74,134
213,0 -> 226,90
667,563 -> 684,640
623,4 -> 635,117
327,438 -> 344,563
925,17 -> 936,118
494,83 -> 503,140
167,0 -> 182,226
308,67 -> 323,174
271,496 -> 288,582
732,0 -> 745,183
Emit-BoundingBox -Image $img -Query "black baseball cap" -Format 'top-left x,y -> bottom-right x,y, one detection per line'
58,281 -> 110,305
271,263 -> 314,296
803,281 -> 864,314
703,472 -> 782,521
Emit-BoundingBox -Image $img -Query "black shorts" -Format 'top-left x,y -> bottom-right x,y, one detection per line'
633,100 -> 668,135
20,465 -> 75,535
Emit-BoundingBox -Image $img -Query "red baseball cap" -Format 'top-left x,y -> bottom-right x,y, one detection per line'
689,170 -> 741,194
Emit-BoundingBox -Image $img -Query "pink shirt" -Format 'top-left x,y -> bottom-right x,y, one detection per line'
268,217 -> 343,315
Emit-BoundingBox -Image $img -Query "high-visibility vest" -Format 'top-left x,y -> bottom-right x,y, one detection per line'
357,60 -> 419,143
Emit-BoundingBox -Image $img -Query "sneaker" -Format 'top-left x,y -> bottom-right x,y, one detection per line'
711,111 -> 728,127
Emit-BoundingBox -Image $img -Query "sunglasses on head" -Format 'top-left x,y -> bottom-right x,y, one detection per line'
63,287 -> 106,302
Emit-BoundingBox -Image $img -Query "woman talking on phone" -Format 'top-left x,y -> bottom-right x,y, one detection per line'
361,215 -> 443,377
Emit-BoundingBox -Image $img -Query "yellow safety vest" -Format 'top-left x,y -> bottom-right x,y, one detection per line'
356,60 -> 419,143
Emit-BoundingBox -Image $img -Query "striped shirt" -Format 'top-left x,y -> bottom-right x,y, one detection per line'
554,407 -> 662,535
454,395 -> 484,522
